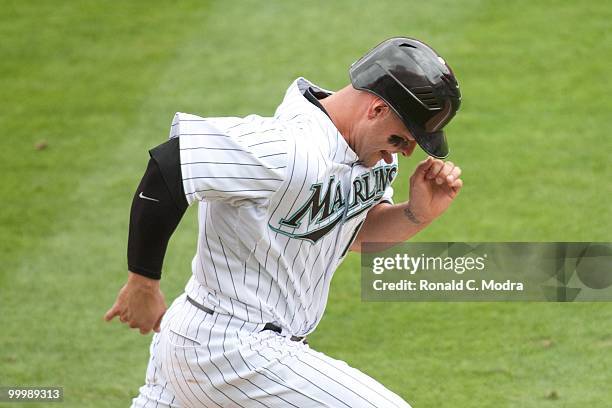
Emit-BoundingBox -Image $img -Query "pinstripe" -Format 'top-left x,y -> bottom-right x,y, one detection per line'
166,307 -> 194,407
179,133 -> 229,137
247,139 -> 285,148
198,313 -> 245,407
176,305 -> 207,406
333,131 -> 342,161
155,381 -> 164,408
181,161 -> 270,166
218,238 -> 239,301
180,316 -> 224,408
180,147 -> 246,152
218,238 -> 246,319
225,122 -> 249,131
232,131 -> 256,138
198,205 -> 210,289
183,175 -> 284,181
173,119 -> 207,124
186,188 -> 277,196
259,152 -> 287,158
288,243 -> 320,328
203,206 -> 231,315
255,260 -> 262,318
183,308 -> 227,408
344,145 -> 349,160
272,180 -> 317,310
233,128 -> 280,138
143,335 -> 160,408
242,260 -> 249,322
142,393 -> 150,408
279,239 -> 305,322
152,335 -> 163,408
174,307 -> 212,408
156,346 -> 166,407
301,240 -> 338,334
268,132 -> 297,221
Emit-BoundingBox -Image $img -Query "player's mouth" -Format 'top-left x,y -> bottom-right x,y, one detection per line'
381,150 -> 393,164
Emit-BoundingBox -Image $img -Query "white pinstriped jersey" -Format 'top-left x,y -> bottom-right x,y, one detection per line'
170,78 -> 398,337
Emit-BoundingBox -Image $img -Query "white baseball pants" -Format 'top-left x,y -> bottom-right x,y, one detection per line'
131,294 -> 411,408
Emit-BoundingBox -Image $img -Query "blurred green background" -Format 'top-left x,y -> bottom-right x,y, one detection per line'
1,1 -> 610,407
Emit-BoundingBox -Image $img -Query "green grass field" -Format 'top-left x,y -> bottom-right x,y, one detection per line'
1,1 -> 610,407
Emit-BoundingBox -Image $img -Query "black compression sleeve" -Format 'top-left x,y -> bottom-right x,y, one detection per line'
127,138 -> 188,279
150,137 -> 187,213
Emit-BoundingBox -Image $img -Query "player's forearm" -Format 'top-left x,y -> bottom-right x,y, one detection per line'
127,138 -> 188,279
350,202 -> 431,252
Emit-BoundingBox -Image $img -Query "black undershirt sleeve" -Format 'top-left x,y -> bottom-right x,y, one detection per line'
127,137 -> 188,279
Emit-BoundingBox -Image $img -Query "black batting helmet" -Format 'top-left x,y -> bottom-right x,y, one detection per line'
349,37 -> 461,158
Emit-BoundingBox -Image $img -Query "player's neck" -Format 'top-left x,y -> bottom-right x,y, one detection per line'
319,85 -> 362,151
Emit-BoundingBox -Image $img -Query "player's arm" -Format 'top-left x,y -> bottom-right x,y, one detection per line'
350,157 -> 462,252
105,138 -> 187,334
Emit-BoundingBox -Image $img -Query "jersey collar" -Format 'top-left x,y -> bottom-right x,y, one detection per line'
276,77 -> 360,165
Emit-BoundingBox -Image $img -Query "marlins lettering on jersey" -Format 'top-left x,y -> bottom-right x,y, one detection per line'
274,165 -> 397,243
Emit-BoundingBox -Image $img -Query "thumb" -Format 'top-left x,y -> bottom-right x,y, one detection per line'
415,157 -> 434,174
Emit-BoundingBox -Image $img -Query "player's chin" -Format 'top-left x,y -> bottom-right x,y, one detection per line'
361,152 -> 390,167
380,150 -> 393,164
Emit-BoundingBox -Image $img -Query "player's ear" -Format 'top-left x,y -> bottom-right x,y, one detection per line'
367,98 -> 391,120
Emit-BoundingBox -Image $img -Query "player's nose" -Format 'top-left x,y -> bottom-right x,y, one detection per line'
399,141 -> 417,157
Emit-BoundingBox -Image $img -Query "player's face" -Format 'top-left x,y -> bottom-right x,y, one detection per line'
358,108 -> 417,167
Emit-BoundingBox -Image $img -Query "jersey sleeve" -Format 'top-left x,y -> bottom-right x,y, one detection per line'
169,112 -> 288,205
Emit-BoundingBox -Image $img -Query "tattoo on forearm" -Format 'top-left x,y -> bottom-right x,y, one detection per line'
403,207 -> 421,224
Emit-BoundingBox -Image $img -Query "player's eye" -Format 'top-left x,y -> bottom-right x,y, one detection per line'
388,135 -> 408,148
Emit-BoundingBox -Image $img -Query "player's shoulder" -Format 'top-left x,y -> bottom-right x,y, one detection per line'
169,112 -> 290,148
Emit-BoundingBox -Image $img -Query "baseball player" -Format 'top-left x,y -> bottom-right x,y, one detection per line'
105,37 -> 462,407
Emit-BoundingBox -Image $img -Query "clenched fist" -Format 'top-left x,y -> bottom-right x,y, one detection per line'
406,157 -> 463,224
